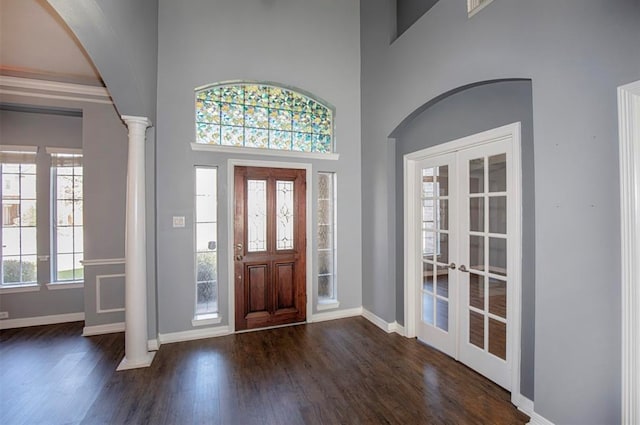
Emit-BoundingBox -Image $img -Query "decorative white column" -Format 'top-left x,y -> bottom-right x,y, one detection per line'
117,115 -> 155,371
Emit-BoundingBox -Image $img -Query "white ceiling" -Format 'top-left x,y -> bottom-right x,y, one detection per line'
0,0 -> 102,85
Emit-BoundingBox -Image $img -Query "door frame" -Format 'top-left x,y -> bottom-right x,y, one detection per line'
618,79 -> 640,425
227,159 -> 313,332
403,122 -> 522,402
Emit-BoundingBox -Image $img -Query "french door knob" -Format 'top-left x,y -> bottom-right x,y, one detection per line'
458,265 -> 469,272
448,262 -> 456,270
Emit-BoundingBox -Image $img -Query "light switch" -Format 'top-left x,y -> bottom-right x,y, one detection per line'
172,216 -> 186,228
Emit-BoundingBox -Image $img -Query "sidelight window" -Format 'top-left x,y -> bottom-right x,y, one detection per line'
194,167 -> 218,320
317,172 -> 337,305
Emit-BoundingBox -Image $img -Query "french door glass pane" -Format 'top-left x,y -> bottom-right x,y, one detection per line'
469,235 -> 484,271
247,179 -> 267,252
470,197 -> 484,232
438,199 -> 449,230
488,154 -> 507,192
489,237 -> 507,276
422,261 -> 433,292
422,292 -> 434,326
469,158 -> 484,193
422,168 -> 434,197
437,165 -> 449,196
436,265 -> 449,297
436,299 -> 449,331
276,180 -> 294,250
469,310 -> 485,349
469,273 -> 484,310
436,233 -> 449,264
489,196 -> 507,234
489,277 -> 507,318
489,318 -> 507,360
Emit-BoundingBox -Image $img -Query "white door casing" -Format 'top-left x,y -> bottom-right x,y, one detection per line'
404,122 -> 522,400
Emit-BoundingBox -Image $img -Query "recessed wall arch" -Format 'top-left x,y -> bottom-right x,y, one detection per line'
391,79 -> 536,401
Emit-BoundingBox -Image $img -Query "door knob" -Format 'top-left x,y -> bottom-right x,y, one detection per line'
448,262 -> 456,270
235,255 -> 243,261
458,265 -> 469,272
235,243 -> 243,251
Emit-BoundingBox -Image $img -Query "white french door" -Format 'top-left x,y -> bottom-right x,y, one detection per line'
410,126 -> 519,392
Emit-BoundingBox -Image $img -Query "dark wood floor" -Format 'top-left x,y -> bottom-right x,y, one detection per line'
0,317 -> 529,425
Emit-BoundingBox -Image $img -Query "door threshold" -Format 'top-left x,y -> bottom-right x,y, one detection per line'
234,321 -> 307,334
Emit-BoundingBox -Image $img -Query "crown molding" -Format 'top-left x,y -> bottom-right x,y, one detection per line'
0,76 -> 112,104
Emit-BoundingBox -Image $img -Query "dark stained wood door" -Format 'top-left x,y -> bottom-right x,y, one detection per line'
234,166 -> 306,331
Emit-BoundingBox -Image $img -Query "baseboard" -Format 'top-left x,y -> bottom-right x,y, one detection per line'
147,339 -> 160,351
526,410 -> 555,425
310,307 -> 363,323
362,308 -> 395,333
512,394 -> 533,415
0,312 -> 84,329
389,321 -> 406,336
158,325 -> 232,345
82,321 -> 124,336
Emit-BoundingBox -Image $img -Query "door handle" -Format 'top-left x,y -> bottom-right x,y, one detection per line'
235,243 -> 243,251
448,262 -> 456,270
458,265 -> 469,272
235,255 -> 243,261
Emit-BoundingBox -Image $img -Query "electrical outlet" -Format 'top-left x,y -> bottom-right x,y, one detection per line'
0,312 -> 9,320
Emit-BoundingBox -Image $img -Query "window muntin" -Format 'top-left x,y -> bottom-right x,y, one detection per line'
195,83 -> 333,153
51,152 -> 83,282
1,147 -> 38,286
195,167 -> 218,318
317,172 -> 337,301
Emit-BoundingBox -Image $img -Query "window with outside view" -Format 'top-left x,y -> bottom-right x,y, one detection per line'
51,151 -> 83,282
195,167 -> 218,318
1,147 -> 38,285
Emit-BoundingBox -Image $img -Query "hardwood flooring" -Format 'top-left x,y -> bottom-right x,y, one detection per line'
0,317 -> 529,425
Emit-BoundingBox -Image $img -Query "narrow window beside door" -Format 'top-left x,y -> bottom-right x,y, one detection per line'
317,172 -> 337,307
195,167 -> 218,320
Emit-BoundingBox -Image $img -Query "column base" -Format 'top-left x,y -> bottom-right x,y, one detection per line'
116,351 -> 156,371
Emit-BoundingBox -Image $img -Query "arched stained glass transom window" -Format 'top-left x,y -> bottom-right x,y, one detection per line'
195,83 -> 334,153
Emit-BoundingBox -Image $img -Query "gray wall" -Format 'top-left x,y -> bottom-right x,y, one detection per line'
46,0 -> 159,121
0,93 -> 131,332
154,0 -> 362,334
361,0 -> 640,423
0,108 -> 84,319
392,80 -> 535,400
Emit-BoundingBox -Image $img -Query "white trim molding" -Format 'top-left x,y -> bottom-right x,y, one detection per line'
0,284 -> 40,294
526,411 -> 556,425
46,281 -> 84,290
619,79 -> 640,425
82,258 -> 126,266
0,312 -> 84,330
310,307 -> 363,323
83,322 -> 125,336
158,325 -> 232,345
96,273 -> 126,314
316,300 -> 340,311
193,143 -> 339,161
0,76 -> 112,105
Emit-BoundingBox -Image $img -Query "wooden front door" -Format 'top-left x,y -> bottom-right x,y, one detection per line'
234,166 -> 306,331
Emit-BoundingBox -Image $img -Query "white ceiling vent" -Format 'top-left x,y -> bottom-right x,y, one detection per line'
467,0 -> 494,17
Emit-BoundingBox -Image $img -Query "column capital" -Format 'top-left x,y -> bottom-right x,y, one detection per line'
122,115 -> 152,128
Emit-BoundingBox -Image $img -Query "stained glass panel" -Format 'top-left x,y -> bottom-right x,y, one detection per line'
269,130 -> 292,150
221,126 -> 243,146
247,180 -> 267,252
245,128 -> 269,149
245,106 -> 268,129
195,83 -> 333,152
276,181 -> 295,250
221,103 -> 244,126
269,109 -> 292,131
